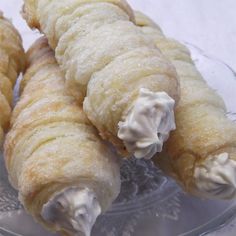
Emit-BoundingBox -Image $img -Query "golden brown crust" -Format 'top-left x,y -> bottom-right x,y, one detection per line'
4,37 -> 120,234
22,0 -> 134,31
0,12 -> 25,145
21,0 -> 40,29
135,12 -> 236,198
22,1 -> 180,158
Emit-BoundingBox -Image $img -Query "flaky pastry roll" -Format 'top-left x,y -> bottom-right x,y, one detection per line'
0,11 -> 25,146
22,0 -> 180,159
135,12 -> 236,200
4,37 -> 120,236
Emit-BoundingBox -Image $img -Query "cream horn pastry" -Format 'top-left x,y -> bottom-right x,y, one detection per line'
135,12 -> 236,200
0,11 -> 25,146
4,37 -> 120,236
22,0 -> 180,159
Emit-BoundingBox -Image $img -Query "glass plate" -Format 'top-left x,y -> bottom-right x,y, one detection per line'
0,44 -> 236,236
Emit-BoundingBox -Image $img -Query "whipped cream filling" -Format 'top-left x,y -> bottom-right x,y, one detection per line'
118,88 -> 176,159
41,187 -> 101,236
194,153 -> 236,199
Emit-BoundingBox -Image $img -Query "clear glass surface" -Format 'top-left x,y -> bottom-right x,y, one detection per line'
0,44 -> 236,236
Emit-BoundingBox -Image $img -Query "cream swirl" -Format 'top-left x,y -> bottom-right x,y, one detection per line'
118,88 -> 176,159
194,153 -> 236,199
41,187 -> 101,236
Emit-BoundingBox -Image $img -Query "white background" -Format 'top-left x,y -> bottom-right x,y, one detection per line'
1,0 -> 236,70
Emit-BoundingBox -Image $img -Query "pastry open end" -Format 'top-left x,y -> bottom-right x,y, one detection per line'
22,0 -> 180,159
4,37 -> 120,235
135,11 -> 236,200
